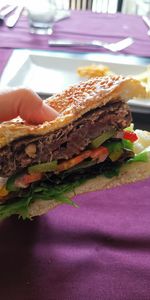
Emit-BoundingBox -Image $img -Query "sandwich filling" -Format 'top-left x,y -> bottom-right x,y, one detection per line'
0,99 -> 142,219
0,100 -> 131,177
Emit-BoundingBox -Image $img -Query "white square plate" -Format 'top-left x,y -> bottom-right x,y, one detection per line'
0,49 -> 150,113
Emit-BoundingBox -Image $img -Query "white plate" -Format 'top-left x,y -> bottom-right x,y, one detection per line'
0,49 -> 150,113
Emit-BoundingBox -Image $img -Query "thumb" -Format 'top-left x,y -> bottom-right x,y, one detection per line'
0,88 -> 59,124
18,89 -> 58,124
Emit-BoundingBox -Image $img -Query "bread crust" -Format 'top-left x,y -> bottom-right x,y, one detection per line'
28,161 -> 150,218
0,76 -> 147,148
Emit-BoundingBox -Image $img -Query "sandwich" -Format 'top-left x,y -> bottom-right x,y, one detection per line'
0,75 -> 150,220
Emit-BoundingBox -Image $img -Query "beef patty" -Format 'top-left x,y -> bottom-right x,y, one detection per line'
0,100 -> 131,177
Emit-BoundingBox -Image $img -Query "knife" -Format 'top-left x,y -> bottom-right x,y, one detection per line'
5,6 -> 24,28
142,16 -> 150,35
48,37 -> 134,52
0,4 -> 17,24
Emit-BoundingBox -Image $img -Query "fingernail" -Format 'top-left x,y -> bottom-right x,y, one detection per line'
42,103 -> 59,121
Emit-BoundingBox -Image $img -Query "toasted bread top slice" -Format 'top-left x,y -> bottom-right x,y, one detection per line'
0,75 -> 147,148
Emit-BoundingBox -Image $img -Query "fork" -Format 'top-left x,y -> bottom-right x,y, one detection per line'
48,37 -> 134,52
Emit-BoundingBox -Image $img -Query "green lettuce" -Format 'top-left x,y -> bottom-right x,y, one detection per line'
0,179 -> 84,220
128,146 -> 150,163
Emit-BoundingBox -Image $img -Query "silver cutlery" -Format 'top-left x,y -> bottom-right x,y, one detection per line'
142,16 -> 150,36
5,5 -> 24,28
48,37 -> 134,52
0,4 -> 17,24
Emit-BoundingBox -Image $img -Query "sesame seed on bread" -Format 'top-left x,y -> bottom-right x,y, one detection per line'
0,75 -> 147,149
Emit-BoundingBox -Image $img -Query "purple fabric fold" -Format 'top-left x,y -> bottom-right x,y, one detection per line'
0,11 -> 150,57
0,49 -> 12,75
0,178 -> 150,300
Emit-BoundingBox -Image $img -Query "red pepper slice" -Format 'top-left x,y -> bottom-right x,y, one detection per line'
123,130 -> 138,142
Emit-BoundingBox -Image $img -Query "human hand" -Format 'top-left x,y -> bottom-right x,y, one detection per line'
0,88 -> 58,124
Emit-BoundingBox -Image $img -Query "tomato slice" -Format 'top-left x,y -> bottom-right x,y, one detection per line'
15,173 -> 43,188
13,146 -> 109,188
123,130 -> 138,142
89,146 -> 109,162
57,146 -> 109,172
57,150 -> 91,172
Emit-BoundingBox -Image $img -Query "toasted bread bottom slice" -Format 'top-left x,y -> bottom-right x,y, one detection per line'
28,161 -> 150,217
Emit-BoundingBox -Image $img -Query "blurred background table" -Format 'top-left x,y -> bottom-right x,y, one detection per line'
132,112 -> 150,130
0,6 -> 149,130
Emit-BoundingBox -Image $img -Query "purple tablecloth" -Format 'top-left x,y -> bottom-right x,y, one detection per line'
1,178 -> 150,300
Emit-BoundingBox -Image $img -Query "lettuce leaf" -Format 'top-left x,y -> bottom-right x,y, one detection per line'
0,179 -> 84,220
128,147 -> 150,163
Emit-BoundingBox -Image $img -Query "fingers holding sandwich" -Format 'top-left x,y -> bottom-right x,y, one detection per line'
0,88 -> 58,124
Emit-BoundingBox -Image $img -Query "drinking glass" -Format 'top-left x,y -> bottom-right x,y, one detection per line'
26,0 -> 57,35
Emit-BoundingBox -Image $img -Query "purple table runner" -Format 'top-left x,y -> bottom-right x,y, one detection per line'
0,11 -> 150,69
0,49 -> 12,75
1,178 -> 150,300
